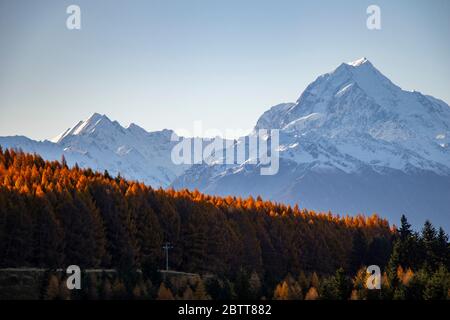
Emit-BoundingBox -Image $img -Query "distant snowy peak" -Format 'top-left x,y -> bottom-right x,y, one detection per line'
251,58 -> 450,174
257,58 -> 450,132
34,113 -> 184,187
53,113 -> 177,144
346,57 -> 370,67
297,57 -> 400,106
255,58 -> 399,130
53,113 -> 111,143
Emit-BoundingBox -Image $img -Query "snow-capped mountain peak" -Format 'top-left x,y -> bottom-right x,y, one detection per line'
346,57 -> 370,67
52,113 -> 113,143
2,113 -> 190,187
253,58 -> 450,175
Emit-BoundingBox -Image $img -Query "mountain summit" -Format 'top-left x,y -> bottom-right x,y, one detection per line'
347,57 -> 370,67
255,58 -> 450,174
52,113 -> 114,143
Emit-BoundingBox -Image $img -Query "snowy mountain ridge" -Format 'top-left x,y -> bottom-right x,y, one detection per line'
1,113 -> 188,187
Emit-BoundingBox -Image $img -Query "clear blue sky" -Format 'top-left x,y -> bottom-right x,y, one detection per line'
0,0 -> 449,140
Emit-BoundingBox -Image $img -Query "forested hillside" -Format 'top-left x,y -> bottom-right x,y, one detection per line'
0,147 -> 449,300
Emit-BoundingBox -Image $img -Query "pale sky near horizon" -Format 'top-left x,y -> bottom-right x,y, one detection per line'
0,0 -> 449,140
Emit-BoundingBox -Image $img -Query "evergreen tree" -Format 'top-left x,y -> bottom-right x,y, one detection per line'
321,268 -> 351,300
87,274 -> 99,300
423,266 -> 450,300
45,275 -> 60,300
273,281 -> 289,300
193,279 -> 210,300
387,240 -> 401,285
298,271 -> 309,296
399,214 -> 412,241
112,278 -> 127,299
310,272 -> 320,289
304,287 -> 319,300
234,269 -> 252,299
182,286 -> 194,300
421,220 -> 438,269
58,278 -> 71,300
131,285 -> 142,299
61,155 -> 68,168
101,278 -> 113,300
436,227 -> 449,267
156,282 -> 174,300
248,271 -> 262,299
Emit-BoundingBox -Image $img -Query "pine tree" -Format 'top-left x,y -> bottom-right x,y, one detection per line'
61,155 -> 68,168
321,268 -> 351,300
298,271 -> 309,296
421,220 -> 438,269
399,214 -> 412,241
112,278 -> 127,299
132,285 -> 142,299
335,268 -> 351,300
87,274 -> 99,300
350,289 -> 359,300
310,272 -> 320,289
423,266 -> 450,300
193,279 -> 210,300
436,227 -> 449,267
129,189 -> 163,277
182,287 -> 194,300
248,271 -> 262,299
157,283 -> 174,300
304,287 -> 319,300
101,278 -> 113,300
387,240 -> 401,285
45,275 -> 60,300
399,215 -> 420,268
58,278 -> 71,300
234,269 -> 252,299
273,281 -> 289,300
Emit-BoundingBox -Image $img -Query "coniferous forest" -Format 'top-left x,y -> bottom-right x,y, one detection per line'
0,147 -> 449,300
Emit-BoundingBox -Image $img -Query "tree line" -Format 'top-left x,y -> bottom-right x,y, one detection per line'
0,147 -> 448,299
